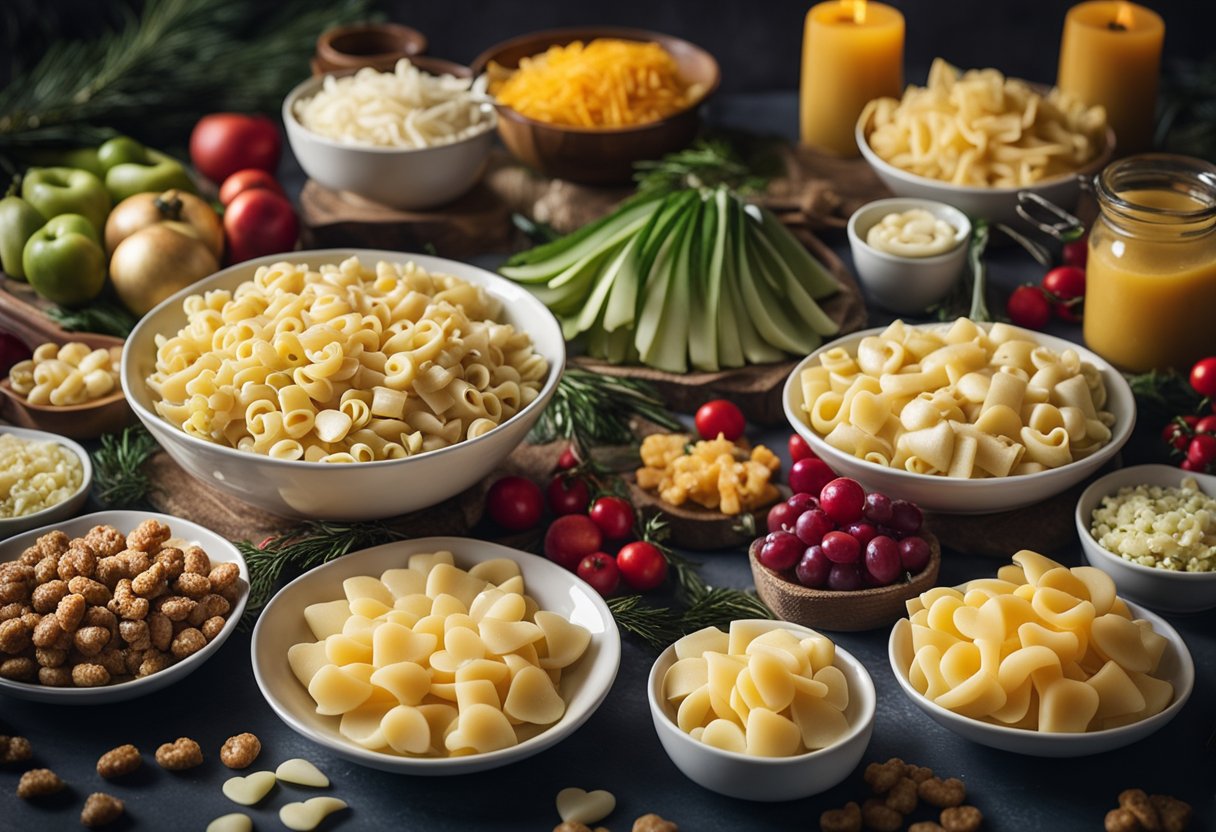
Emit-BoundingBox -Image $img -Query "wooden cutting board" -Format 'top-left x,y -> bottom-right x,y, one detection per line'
0,276 -> 124,351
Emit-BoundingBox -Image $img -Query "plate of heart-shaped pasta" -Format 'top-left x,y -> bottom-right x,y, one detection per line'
887,549 -> 1193,757
250,536 -> 621,774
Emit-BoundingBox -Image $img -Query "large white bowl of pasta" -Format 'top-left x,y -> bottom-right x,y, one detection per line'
856,60 -> 1114,226
783,319 -> 1134,514
121,250 -> 565,521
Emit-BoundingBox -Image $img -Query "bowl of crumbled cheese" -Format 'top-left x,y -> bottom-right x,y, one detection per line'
0,427 -> 92,537
1077,464 -> 1216,613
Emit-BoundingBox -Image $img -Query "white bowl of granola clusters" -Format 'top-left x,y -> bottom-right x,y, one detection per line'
1076,465 -> 1216,614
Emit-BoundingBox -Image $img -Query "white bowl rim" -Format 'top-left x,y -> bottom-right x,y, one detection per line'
783,322 -> 1136,489
121,249 -> 566,472
855,110 -> 1114,197
250,535 -> 622,770
846,197 -> 972,265
0,509 -> 249,699
0,426 -> 93,531
887,596 -> 1195,745
282,74 -> 497,155
646,618 -> 876,766
1076,464 -> 1216,581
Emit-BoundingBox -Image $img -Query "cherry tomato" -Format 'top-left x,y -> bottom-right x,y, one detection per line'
1007,285 -> 1052,330
1042,266 -> 1086,322
544,515 -> 603,571
788,434 -> 816,463
1180,458 -> 1206,472
1190,357 -> 1216,400
616,541 -> 669,591
1061,235 -> 1088,269
556,445 -> 580,471
1187,434 -> 1216,468
1162,420 -> 1191,452
695,399 -> 746,442
485,476 -> 544,531
576,553 -> 620,596
546,475 -> 590,516
1195,415 -> 1216,435
589,496 -> 634,540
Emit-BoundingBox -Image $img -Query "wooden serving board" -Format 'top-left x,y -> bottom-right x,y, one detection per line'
625,473 -> 781,551
0,276 -> 124,351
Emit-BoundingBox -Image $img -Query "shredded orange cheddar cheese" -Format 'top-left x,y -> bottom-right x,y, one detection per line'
636,433 -> 780,515
489,39 -> 703,128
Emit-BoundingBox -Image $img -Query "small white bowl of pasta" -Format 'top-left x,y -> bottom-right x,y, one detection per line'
121,249 -> 565,521
855,60 -> 1115,226
250,537 -> 620,775
282,62 -> 496,210
647,619 -> 875,801
1076,465 -> 1216,614
0,427 -> 92,538
783,319 -> 1135,514
888,558 -> 1194,757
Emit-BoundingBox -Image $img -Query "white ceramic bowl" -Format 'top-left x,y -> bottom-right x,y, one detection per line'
846,198 -> 971,315
1076,465 -> 1216,613
250,536 -> 620,775
647,619 -> 875,801
856,113 -> 1114,226
783,323 -> 1135,514
0,427 -> 92,537
283,74 -> 496,210
0,510 -> 248,704
889,600 -> 1193,757
121,249 -> 565,521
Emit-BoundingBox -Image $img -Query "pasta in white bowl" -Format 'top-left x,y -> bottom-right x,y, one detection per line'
122,250 -> 564,521
782,321 -> 1134,514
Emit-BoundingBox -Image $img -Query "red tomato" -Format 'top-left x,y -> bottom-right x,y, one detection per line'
1190,357 -> 1216,400
1187,434 -> 1216,467
576,553 -> 620,596
588,496 -> 633,540
1042,266 -> 1086,323
219,169 -> 286,207
190,113 -> 282,183
1061,236 -> 1088,269
546,475 -> 590,516
1195,415 -> 1216,435
224,189 -> 298,264
556,445 -> 580,470
1162,419 -> 1193,451
616,541 -> 668,591
1006,285 -> 1052,330
485,476 -> 544,531
695,399 -> 746,442
543,515 -> 603,571
788,434 -> 815,463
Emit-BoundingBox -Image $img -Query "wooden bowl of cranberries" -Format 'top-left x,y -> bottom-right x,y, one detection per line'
748,467 -> 940,632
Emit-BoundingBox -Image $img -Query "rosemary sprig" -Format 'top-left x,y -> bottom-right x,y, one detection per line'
46,302 -> 137,339
530,369 -> 683,455
605,595 -> 681,652
237,522 -> 407,627
633,139 -> 769,199
91,425 -> 160,508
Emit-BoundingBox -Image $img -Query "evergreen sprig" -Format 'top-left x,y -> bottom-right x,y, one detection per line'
46,302 -> 137,339
633,140 -> 768,200
530,369 -> 683,455
91,425 -> 160,508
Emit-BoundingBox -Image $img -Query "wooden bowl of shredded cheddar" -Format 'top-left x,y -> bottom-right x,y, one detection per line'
471,27 -> 719,184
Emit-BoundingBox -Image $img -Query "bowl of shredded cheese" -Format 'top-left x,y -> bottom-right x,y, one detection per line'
471,28 -> 719,184
856,59 -> 1114,226
1076,465 -> 1216,613
0,427 -> 92,537
283,59 -> 496,210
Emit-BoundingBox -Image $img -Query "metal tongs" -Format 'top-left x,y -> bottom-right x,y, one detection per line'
1001,185 -> 1091,266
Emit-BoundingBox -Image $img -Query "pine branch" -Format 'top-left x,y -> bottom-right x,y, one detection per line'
530,368 -> 682,455
91,425 -> 160,508
606,595 -> 681,651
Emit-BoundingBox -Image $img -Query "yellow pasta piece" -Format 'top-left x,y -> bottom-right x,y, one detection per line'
701,719 -> 747,754
304,600 -> 351,641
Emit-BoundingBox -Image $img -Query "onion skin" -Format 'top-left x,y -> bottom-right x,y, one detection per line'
109,223 -> 219,315
104,189 -> 223,259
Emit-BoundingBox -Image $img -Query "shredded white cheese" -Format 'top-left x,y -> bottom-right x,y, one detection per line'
1089,477 -> 1216,572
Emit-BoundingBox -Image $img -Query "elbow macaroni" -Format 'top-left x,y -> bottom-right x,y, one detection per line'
8,342 -> 122,406
795,318 -> 1115,479
146,258 -> 549,463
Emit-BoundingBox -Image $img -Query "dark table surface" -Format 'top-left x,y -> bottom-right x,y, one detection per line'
3,92 -> 1215,832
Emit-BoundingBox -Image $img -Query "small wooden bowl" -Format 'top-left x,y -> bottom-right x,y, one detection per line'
749,534 -> 942,632
0,380 -> 135,440
470,27 -> 720,184
313,23 -> 427,75
628,475 -> 782,551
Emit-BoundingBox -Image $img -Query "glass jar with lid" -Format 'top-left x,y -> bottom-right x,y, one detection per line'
1083,154 -> 1216,372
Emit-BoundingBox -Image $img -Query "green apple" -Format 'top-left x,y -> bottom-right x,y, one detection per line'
15,146 -> 104,178
22,213 -> 106,306
0,196 -> 45,281
21,167 -> 111,232
99,137 -> 196,202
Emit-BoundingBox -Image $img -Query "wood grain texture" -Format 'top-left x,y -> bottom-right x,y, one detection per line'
0,276 -> 124,351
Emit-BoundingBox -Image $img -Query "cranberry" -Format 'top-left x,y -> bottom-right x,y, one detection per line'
767,501 -> 800,534
827,563 -> 864,591
889,499 -> 924,535
819,477 -> 866,525
821,530 -> 861,564
788,458 -> 836,497
844,521 -> 878,549
899,536 -> 932,572
795,545 -> 831,588
759,532 -> 802,571
795,509 -> 835,547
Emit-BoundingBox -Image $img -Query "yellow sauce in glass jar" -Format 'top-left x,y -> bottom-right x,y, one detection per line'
1083,155 -> 1216,372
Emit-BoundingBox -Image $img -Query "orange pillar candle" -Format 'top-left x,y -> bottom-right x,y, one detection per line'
800,0 -> 904,157
1057,1 -> 1164,156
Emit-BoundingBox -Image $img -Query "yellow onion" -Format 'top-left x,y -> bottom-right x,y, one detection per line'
109,223 -> 219,315
104,189 -> 224,258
